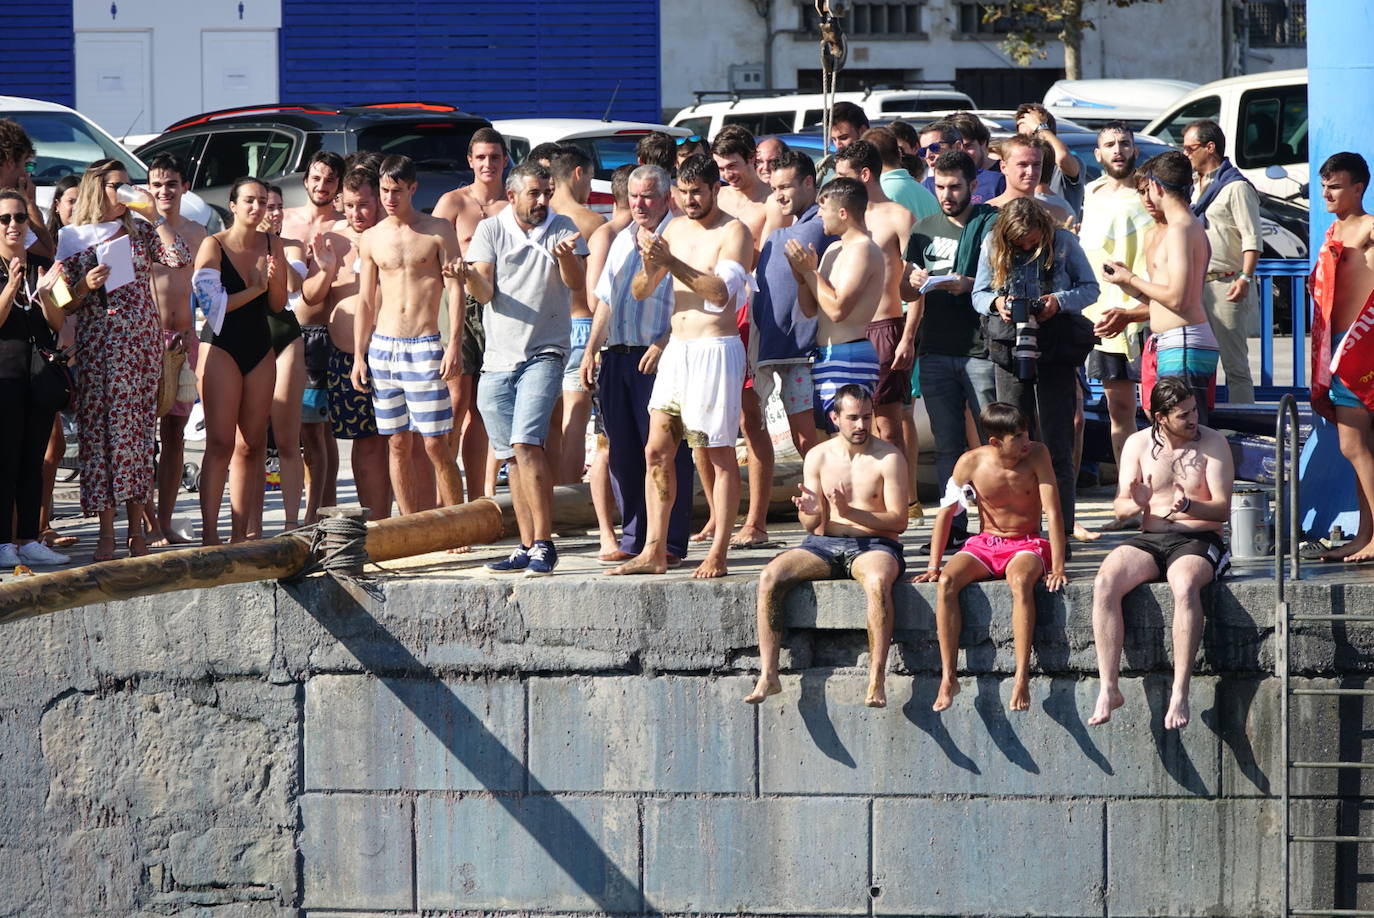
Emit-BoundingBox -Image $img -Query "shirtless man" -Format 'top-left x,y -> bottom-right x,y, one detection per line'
546,145 -> 605,485
1099,151 -> 1217,426
307,167 -> 391,520
351,155 -> 465,512
744,385 -> 908,707
608,154 -> 753,579
145,153 -> 206,545
912,402 -> 1067,713
704,126 -> 775,549
1089,377 -> 1234,729
784,176 -> 885,421
433,127 -> 508,500
1308,152 -> 1374,562
987,135 -> 1073,225
832,140 -> 916,462
282,151 -> 344,251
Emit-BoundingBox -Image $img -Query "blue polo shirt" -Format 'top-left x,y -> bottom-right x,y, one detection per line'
753,204 -> 839,365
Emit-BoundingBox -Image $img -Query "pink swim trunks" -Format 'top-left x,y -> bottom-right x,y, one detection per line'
957,531 -> 1051,578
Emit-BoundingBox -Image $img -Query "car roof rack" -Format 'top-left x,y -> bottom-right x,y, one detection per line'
166,103 -> 342,130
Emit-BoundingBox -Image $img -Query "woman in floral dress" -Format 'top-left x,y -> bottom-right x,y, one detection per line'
59,159 -> 189,560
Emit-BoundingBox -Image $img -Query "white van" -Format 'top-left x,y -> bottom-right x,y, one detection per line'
1143,69 -> 1307,198
1043,79 -> 1197,133
669,88 -> 976,139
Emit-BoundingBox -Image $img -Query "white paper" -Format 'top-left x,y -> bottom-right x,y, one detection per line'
96,234 -> 135,292
919,273 -> 963,295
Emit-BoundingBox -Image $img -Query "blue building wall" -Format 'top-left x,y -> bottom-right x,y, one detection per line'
279,0 -> 661,122
8,1 -> 75,107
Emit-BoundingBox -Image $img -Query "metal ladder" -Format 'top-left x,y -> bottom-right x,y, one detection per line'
1277,394 -> 1374,917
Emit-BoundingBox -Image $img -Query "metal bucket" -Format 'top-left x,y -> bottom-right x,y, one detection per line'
1230,487 -> 1273,559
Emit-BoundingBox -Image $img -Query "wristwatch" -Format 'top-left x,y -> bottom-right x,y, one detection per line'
1238,273 -> 1253,282
152,216 -> 167,228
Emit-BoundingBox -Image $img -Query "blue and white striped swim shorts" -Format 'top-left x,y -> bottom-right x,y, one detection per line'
367,332 -> 454,437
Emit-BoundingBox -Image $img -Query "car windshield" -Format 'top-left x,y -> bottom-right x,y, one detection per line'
9,110 -> 146,184
355,122 -> 481,171
564,135 -> 646,182
1061,137 -> 1172,184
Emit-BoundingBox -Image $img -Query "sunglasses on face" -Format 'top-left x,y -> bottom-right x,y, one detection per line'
0,212 -> 30,225
918,142 -> 947,157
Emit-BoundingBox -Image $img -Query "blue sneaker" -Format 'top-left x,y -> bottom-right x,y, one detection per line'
524,540 -> 558,577
486,544 -> 531,572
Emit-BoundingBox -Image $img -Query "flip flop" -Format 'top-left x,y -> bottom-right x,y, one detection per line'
729,539 -> 784,550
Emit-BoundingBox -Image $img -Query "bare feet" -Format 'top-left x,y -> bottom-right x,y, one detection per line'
866,677 -> 887,708
1344,544 -> 1374,564
729,525 -> 770,549
148,534 -> 171,549
744,674 -> 781,704
446,545 -> 472,555
127,533 -> 148,558
689,522 -> 715,543
608,553 -> 667,576
42,528 -> 79,549
1319,536 -> 1370,561
1088,685 -> 1125,726
1010,677 -> 1031,712
1073,523 -> 1101,542
598,549 -> 635,564
933,677 -> 960,712
92,534 -> 117,563
1164,691 -> 1190,730
1102,513 -> 1141,532
692,552 -> 728,579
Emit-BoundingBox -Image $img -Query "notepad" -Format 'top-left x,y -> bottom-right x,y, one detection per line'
96,234 -> 135,292
918,274 -> 963,295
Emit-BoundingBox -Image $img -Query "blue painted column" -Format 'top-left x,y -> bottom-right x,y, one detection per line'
1307,3 -> 1374,251
1298,5 -> 1374,539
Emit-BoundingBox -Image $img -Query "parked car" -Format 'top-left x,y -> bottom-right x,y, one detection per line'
1043,79 -> 1198,133
493,118 -> 694,212
0,95 -> 219,229
1144,69 -> 1307,198
669,88 -> 976,140
135,102 -> 492,219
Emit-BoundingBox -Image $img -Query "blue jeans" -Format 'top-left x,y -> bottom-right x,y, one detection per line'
919,353 -> 997,486
477,351 -> 564,460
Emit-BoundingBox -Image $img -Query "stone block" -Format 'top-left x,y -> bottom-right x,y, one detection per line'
305,674 -> 524,791
1214,676 -> 1280,797
1282,676 -> 1374,796
415,794 -> 640,912
872,798 -> 1104,916
642,797 -> 869,913
164,826 -> 293,890
299,793 -> 413,911
1289,798 -> 1374,914
1105,798 -> 1280,916
759,675 -> 1219,797
528,675 -> 753,793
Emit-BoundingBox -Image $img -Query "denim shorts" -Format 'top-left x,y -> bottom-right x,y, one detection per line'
563,316 -> 593,393
477,350 -> 565,459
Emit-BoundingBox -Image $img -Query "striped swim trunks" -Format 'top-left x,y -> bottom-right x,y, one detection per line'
368,332 -> 454,437
813,337 -> 881,419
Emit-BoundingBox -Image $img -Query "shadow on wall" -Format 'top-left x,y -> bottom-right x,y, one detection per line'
294,581 -> 651,913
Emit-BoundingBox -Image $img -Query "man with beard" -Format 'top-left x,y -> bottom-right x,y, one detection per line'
464,162 -> 587,576
309,167 -> 393,519
434,128 -> 510,500
1089,378 -> 1234,730
352,155 -> 466,513
1080,123 -> 1156,468
753,149 -> 837,457
744,385 -> 908,708
608,154 -> 753,580
282,150 -> 344,248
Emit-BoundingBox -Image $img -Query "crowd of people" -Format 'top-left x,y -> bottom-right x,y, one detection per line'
4,104 -> 1368,733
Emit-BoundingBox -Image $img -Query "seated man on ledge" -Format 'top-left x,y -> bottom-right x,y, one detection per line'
912,402 -> 1067,713
1090,376 -> 1234,730
745,385 -> 908,708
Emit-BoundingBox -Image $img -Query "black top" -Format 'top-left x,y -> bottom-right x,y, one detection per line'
199,234 -> 273,376
0,254 -> 58,379
906,214 -> 985,359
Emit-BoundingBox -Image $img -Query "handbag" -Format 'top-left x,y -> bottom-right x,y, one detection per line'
157,339 -> 187,418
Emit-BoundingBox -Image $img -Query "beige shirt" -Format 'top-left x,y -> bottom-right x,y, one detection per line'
1193,174 -> 1262,274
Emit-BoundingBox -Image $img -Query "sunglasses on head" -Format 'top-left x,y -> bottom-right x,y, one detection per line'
0,212 -> 30,226
676,135 -> 703,146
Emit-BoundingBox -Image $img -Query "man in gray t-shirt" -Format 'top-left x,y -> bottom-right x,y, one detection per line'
461,162 -> 588,576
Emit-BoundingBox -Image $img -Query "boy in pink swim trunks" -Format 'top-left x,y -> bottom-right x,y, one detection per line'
911,402 -> 1067,713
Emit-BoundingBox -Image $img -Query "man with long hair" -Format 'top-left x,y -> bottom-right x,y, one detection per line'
1089,377 -> 1234,730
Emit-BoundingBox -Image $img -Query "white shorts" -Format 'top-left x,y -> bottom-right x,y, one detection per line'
648,335 -> 746,448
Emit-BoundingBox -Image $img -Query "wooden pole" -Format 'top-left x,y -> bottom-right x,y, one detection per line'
366,499 -> 504,562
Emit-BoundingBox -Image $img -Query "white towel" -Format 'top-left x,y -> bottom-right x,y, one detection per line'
706,259 -> 756,314
498,205 -> 558,262
193,267 -> 227,336
940,477 -> 977,516
57,221 -> 124,262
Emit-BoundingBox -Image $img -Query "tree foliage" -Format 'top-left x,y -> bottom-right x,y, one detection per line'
979,0 -> 1160,78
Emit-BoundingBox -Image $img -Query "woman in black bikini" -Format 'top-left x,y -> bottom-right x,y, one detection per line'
193,177 -> 287,544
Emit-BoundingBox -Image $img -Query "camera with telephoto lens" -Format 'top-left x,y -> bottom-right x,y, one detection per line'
1007,263 -> 1042,382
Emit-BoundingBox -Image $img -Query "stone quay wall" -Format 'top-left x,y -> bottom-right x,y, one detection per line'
1,571 -> 1370,917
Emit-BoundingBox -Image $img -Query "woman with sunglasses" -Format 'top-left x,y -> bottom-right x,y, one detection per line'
58,158 -> 190,561
0,190 -> 69,566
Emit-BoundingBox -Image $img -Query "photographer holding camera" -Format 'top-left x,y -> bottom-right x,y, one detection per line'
973,197 -> 1099,539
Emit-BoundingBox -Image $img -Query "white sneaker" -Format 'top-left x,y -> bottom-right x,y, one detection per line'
0,543 -> 20,567
18,541 -> 70,566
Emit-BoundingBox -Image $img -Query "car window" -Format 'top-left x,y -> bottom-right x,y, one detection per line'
355,123 -> 481,171
722,112 -> 795,137
674,116 -> 710,138
563,136 -> 645,182
1150,95 -> 1221,146
1236,84 -> 1306,169
197,130 -> 295,189
8,110 -> 146,184
801,109 -> 825,130
137,133 -> 203,183
507,137 -> 531,164
880,96 -> 969,113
